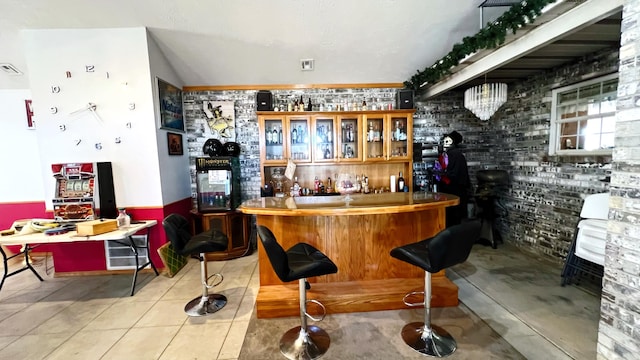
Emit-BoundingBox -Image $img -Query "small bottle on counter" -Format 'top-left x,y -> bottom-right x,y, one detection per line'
116,208 -> 131,229
292,176 -> 301,197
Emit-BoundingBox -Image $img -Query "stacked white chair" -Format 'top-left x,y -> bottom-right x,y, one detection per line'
561,192 -> 609,287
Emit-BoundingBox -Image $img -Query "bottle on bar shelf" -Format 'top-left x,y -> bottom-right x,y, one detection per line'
398,171 -> 405,192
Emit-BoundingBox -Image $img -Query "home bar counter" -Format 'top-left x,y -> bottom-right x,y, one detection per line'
238,191 -> 459,318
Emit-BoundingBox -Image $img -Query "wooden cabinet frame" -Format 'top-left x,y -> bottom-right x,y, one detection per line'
257,110 -> 415,192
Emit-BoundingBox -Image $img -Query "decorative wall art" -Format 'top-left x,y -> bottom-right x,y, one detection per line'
203,100 -> 236,141
157,78 -> 184,132
167,132 -> 183,155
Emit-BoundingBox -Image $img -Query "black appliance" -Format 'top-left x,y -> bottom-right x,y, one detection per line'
475,169 -> 509,249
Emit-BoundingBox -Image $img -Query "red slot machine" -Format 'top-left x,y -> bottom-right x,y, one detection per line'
51,162 -> 117,221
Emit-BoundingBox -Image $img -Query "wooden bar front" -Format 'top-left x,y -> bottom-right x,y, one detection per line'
239,192 -> 459,319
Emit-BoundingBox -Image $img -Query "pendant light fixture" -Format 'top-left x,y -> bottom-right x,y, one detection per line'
464,76 -> 507,121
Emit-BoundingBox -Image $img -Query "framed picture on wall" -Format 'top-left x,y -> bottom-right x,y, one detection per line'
157,77 -> 184,132
167,132 -> 183,155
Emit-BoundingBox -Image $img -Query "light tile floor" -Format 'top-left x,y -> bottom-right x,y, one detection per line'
0,252 -> 259,360
0,242 -> 599,360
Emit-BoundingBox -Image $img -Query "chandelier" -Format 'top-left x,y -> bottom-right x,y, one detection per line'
464,83 -> 508,121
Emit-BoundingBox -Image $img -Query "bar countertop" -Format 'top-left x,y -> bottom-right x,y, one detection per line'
238,191 -> 459,216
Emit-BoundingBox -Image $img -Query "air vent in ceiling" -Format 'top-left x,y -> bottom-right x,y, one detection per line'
0,63 -> 23,75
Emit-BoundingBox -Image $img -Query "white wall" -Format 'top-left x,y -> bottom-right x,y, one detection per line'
147,31 -> 192,206
0,89 -> 45,202
22,27 -> 167,209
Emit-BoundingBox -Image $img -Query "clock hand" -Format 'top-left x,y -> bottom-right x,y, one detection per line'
87,105 -> 104,124
69,102 -> 97,115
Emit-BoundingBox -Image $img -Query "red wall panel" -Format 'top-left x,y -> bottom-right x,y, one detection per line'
0,197 -> 194,273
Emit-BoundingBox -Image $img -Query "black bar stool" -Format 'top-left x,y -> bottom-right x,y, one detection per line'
256,225 -> 338,360
390,220 -> 481,357
162,213 -> 228,316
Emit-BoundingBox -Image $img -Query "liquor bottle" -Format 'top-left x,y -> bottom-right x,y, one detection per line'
362,100 -> 367,111
307,98 -> 312,111
314,176 -> 320,193
278,127 -> 283,144
398,171 -> 405,192
266,127 -> 272,144
327,177 -> 332,192
272,127 -> 278,144
292,127 -> 298,144
393,120 -> 402,141
292,176 -> 301,197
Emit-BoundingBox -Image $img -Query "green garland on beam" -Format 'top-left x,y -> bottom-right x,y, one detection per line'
404,0 -> 557,92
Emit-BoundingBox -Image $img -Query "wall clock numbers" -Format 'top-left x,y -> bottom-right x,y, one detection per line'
51,85 -> 60,93
85,65 -> 95,72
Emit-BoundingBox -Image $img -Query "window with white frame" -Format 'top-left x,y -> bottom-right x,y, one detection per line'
549,73 -> 618,155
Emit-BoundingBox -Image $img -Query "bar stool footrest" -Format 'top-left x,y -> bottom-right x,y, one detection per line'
403,291 -> 425,307
305,299 -> 327,322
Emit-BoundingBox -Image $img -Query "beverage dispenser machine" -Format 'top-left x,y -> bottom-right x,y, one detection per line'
195,156 -> 241,212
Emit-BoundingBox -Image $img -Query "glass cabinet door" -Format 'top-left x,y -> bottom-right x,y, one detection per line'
312,115 -> 336,162
260,116 -> 286,164
388,114 -> 411,160
337,115 -> 362,162
363,114 -> 386,161
287,115 -> 311,163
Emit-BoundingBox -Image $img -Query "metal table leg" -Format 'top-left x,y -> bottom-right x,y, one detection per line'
0,244 -> 44,291
126,228 -> 159,296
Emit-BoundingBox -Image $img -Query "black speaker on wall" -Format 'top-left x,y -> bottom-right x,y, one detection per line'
256,90 -> 273,111
396,89 -> 414,109
97,162 -> 118,219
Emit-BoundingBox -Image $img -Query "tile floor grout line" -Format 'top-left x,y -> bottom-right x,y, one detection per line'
215,257 -> 258,360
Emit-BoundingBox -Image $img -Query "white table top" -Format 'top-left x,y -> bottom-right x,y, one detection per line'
0,220 -> 158,246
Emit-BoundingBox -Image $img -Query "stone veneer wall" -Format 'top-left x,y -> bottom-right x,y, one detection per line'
414,47 -> 618,262
182,88 -> 399,205
597,0 -> 640,357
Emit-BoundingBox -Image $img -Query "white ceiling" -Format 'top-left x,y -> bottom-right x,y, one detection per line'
0,0 -> 503,90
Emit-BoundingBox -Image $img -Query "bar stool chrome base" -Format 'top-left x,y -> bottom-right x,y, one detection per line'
401,322 -> 457,357
280,325 -> 330,360
184,293 -> 227,317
